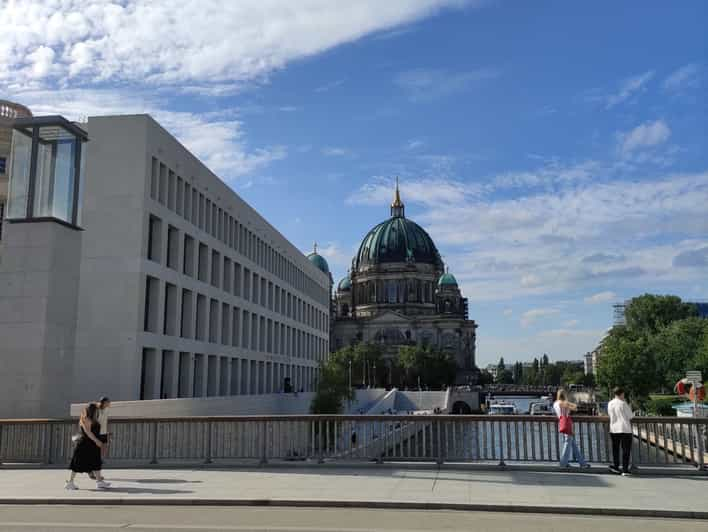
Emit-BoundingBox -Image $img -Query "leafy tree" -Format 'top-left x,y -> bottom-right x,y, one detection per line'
398,345 -> 456,389
624,294 -> 698,336
497,357 -> 506,375
512,361 -> 523,384
597,327 -> 659,407
311,352 -> 353,414
495,368 -> 514,384
651,317 -> 708,390
478,370 -> 494,385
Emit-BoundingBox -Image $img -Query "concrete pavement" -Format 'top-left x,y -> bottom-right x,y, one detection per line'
1,506 -> 707,532
0,466 -> 706,519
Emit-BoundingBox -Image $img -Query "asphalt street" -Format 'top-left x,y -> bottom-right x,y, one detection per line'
0,506 -> 706,532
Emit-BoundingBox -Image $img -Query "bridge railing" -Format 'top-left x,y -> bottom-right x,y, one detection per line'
0,415 -> 705,470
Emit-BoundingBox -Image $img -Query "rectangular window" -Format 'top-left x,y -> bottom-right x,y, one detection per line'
192,189 -> 198,226
167,170 -> 176,211
147,215 -> 162,263
178,352 -> 191,398
223,257 -> 232,293
183,234 -> 195,277
211,206 -> 217,238
140,348 -> 158,400
161,350 -> 175,399
198,243 -> 208,283
163,283 -> 178,336
176,177 -> 183,216
167,225 -> 179,270
209,298 -> 219,343
260,277 -> 267,307
196,294 -> 207,341
180,289 -> 193,339
143,276 -> 159,333
198,193 -> 205,230
205,199 -> 211,235
183,182 -> 191,221
158,163 -> 167,205
232,307 -> 240,347
193,354 -> 205,397
211,250 -> 220,288
252,273 -> 259,304
234,262 -> 242,297
242,311 -> 250,349
221,303 -> 231,345
207,355 -> 218,397
243,268 -> 251,300
220,357 -> 229,396
150,157 -> 158,200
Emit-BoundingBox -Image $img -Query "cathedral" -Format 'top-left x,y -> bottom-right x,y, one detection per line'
307,182 -> 478,385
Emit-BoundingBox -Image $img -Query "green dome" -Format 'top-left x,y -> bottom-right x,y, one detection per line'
307,252 -> 330,274
338,275 -> 351,291
438,272 -> 458,287
354,216 -> 443,270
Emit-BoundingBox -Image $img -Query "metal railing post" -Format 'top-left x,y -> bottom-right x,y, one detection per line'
695,423 -> 705,471
204,421 -> 213,464
436,419 -> 444,465
45,423 -> 53,465
260,421 -> 268,465
150,422 -> 159,465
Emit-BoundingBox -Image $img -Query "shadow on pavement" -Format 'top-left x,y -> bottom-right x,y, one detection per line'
107,478 -> 203,484
87,487 -> 195,495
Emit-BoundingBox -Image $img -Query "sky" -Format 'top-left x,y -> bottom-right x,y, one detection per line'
1,0 -> 707,366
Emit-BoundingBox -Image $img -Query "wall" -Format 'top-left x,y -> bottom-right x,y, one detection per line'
0,222 -> 82,418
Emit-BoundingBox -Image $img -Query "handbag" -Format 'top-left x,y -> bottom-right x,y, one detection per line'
559,408 -> 573,435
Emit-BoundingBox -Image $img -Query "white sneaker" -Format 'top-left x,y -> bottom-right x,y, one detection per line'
95,480 -> 111,489
65,481 -> 78,491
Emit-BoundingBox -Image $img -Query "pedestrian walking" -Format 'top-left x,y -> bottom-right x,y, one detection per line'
553,389 -> 590,469
65,403 -> 110,490
608,387 -> 634,476
89,397 -> 111,481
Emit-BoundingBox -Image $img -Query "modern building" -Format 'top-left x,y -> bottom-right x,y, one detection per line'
0,106 -> 330,418
0,100 -> 32,242
331,182 -> 477,385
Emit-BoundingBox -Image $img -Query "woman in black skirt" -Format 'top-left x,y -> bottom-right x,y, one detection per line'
65,403 -> 110,490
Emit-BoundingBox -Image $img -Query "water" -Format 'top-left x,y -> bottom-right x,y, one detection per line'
487,395 -> 549,414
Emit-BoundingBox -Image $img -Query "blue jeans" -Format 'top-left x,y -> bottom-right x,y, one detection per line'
560,433 -> 587,466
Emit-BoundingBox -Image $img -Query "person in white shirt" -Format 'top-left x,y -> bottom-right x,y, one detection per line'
607,387 -> 633,476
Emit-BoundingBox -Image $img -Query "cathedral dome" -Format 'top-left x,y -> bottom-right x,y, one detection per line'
353,180 -> 442,271
306,243 -> 330,274
337,275 -> 351,291
438,272 -> 458,287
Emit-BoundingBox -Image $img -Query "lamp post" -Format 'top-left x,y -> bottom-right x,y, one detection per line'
348,359 -> 352,410
373,362 -> 377,388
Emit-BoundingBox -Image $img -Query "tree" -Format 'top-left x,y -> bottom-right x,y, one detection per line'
311,352 -> 353,414
597,327 -> 659,407
497,357 -> 506,375
651,317 -> 708,390
512,361 -> 523,384
398,345 -> 456,389
478,370 -> 494,385
624,294 -> 698,336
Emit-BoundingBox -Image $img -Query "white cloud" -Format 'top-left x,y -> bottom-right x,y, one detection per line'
663,63 -> 701,92
584,291 -> 616,304
394,67 -> 500,102
520,308 -> 559,328
605,70 -> 655,109
503,309 -> 513,316
12,88 -> 285,183
406,139 -> 425,150
563,319 -> 579,328
322,147 -> 354,157
314,79 -> 345,93
619,120 -> 671,155
0,1 -> 471,91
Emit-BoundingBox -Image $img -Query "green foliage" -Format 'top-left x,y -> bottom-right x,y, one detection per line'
397,345 -> 457,389
624,294 -> 698,336
478,370 -> 494,385
645,396 -> 677,416
597,326 -> 658,406
597,294 -> 708,405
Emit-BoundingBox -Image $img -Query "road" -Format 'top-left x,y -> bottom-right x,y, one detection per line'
0,506 -> 706,532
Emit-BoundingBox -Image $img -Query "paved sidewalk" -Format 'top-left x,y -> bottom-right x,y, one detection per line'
0,466 -> 706,518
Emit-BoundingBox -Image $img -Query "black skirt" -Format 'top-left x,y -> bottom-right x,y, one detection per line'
69,426 -> 102,473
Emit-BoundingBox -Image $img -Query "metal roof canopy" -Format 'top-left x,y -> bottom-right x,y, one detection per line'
12,115 -> 88,141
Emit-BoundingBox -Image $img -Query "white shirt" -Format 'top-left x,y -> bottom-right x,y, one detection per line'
608,398 -> 633,433
98,409 -> 109,435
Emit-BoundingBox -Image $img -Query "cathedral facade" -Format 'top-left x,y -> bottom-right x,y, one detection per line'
307,183 -> 478,385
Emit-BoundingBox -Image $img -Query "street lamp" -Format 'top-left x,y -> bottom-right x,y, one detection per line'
372,362 -> 377,388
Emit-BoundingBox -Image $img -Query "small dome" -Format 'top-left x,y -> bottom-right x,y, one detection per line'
307,252 -> 330,274
438,272 -> 458,287
338,275 -> 352,292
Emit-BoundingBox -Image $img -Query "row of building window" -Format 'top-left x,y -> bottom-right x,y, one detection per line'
148,214 -> 328,333
144,275 -> 327,361
149,157 -> 327,304
139,348 -> 317,400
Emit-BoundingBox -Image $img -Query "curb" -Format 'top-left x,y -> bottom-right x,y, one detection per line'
0,498 -> 706,520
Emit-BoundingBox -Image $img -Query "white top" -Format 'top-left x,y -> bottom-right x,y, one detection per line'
97,409 -> 109,435
607,397 -> 633,433
552,400 -> 566,418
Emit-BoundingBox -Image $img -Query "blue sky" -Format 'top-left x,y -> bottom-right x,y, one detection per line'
2,1 -> 707,365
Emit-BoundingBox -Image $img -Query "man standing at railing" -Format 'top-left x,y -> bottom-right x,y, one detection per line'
608,387 -> 633,476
